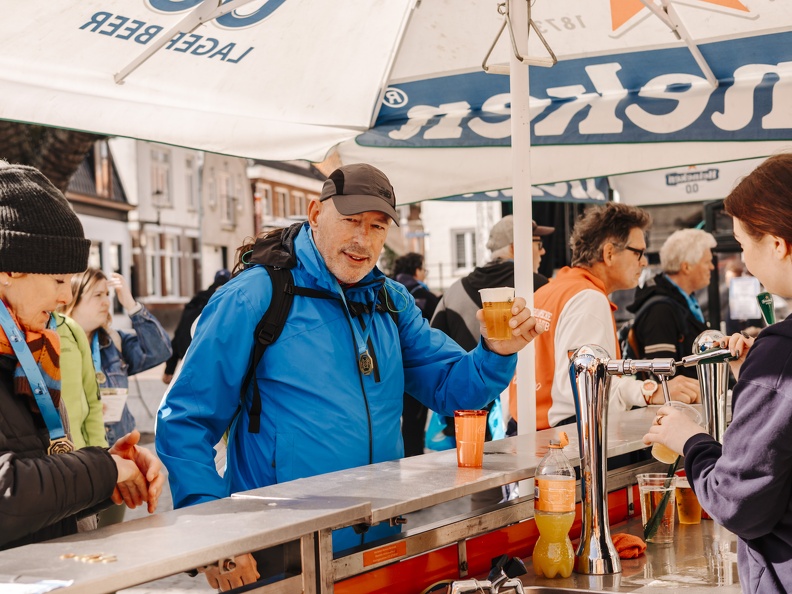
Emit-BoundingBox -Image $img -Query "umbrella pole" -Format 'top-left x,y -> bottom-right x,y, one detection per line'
510,0 -> 537,439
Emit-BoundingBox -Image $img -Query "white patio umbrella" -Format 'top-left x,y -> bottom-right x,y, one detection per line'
2,1 -> 791,196
2,0 -> 792,432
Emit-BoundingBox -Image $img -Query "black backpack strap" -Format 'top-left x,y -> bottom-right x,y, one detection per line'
243,266 -> 336,433
243,265 -> 294,433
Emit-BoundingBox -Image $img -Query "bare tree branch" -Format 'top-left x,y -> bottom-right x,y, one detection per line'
0,122 -> 103,192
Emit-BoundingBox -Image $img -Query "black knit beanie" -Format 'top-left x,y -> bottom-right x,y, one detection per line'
0,161 -> 90,274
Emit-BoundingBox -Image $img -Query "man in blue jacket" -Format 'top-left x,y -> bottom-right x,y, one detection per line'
156,163 -> 546,591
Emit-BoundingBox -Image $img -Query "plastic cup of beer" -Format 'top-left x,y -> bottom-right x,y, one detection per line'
479,287 -> 515,340
637,473 -> 677,544
651,402 -> 703,464
454,410 -> 488,468
675,477 -> 702,525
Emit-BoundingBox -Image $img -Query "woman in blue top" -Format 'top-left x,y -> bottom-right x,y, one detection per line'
644,153 -> 792,594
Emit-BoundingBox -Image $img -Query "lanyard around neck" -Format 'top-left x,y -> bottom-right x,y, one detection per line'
91,332 -> 107,384
335,281 -> 380,375
0,301 -> 67,442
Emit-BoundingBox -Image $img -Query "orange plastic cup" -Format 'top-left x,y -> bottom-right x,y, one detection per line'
454,410 -> 488,468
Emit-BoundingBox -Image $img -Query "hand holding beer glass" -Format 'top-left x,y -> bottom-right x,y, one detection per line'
479,287 -> 516,340
642,402 -> 708,463
479,287 -> 551,341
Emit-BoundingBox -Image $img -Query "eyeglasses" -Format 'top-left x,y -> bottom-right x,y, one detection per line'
532,239 -> 543,249
623,245 -> 646,261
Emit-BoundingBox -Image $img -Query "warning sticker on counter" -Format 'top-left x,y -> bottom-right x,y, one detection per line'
363,541 -> 407,567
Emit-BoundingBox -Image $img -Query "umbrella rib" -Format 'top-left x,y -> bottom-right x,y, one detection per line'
114,0 -> 260,85
640,0 -> 718,87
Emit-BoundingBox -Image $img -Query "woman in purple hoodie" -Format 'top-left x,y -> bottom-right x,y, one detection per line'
644,152 -> 792,594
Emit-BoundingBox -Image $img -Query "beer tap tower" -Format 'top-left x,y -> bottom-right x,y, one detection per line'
570,346 -> 678,575
691,330 -> 730,442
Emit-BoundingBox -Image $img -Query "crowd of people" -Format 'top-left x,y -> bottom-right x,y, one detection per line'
1,154 -> 790,592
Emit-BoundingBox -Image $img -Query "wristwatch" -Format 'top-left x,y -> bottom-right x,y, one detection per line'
641,379 -> 659,405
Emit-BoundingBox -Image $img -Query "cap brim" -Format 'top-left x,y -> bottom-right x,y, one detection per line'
534,225 -> 555,236
330,195 -> 400,226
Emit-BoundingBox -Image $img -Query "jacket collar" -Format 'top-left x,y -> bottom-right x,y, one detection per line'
557,266 -> 618,312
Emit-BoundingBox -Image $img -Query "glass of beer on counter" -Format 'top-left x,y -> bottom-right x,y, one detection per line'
675,476 -> 702,525
652,402 -> 703,464
479,287 -> 515,340
637,473 -> 677,544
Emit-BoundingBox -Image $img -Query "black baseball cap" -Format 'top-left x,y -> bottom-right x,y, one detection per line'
319,163 -> 400,226
533,220 -> 555,236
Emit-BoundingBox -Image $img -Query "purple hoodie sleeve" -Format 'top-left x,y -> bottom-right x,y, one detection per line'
683,329 -> 792,541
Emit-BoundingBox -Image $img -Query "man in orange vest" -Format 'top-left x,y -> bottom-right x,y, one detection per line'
533,203 -> 700,430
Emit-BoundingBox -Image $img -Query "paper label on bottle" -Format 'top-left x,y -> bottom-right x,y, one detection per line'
535,476 -> 575,512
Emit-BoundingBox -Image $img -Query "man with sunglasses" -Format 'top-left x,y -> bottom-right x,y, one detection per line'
532,203 -> 700,431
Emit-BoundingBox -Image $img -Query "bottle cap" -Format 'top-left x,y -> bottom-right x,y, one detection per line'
549,432 -> 570,448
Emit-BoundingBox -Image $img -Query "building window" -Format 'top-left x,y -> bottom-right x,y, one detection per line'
163,235 -> 181,297
207,168 -> 217,208
185,156 -> 198,211
453,229 -> 477,270
225,195 -> 236,227
292,191 -> 306,217
275,188 -> 289,218
94,141 -> 112,198
109,243 -> 122,274
146,233 -> 161,297
256,183 -> 272,217
218,171 -> 236,227
150,149 -> 172,208
189,237 -> 201,294
88,242 -> 103,270
235,175 -> 244,212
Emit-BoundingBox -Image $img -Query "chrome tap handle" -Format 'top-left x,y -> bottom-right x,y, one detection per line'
691,330 -> 730,442
606,358 -> 676,377
677,348 -> 737,367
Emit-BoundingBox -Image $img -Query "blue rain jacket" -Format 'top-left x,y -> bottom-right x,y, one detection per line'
157,224 -> 516,549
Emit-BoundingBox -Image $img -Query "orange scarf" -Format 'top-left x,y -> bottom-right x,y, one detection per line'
0,306 -> 61,412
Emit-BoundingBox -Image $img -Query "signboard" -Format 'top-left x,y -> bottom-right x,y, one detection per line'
610,158 -> 766,205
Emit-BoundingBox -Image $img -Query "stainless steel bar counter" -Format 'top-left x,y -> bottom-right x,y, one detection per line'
0,406 -> 740,593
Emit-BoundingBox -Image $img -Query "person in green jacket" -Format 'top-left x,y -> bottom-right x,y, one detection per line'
54,312 -> 108,450
55,311 -> 109,532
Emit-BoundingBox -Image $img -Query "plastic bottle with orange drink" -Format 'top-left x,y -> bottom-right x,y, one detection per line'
533,432 -> 576,579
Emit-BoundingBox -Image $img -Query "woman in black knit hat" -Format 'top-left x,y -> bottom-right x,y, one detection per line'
0,160 -> 164,550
